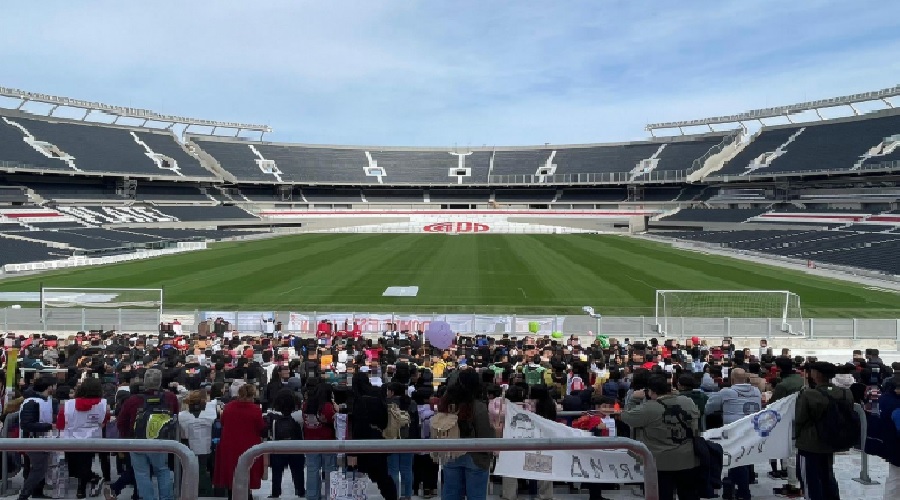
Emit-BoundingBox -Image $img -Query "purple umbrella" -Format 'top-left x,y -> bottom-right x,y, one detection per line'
426,321 -> 455,350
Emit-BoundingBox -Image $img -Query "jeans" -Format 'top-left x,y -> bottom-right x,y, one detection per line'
724,464 -> 752,499
270,453 -> 305,497
441,454 -> 489,500
19,452 -> 49,500
130,452 -> 174,500
387,453 -> 413,497
305,453 -> 337,500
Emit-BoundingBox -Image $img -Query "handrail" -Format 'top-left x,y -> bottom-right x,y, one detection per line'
0,438 -> 198,500
231,437 -> 658,500
852,403 -> 879,485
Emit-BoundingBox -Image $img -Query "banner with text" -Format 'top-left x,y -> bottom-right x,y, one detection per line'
702,393 -> 798,469
494,403 -> 644,484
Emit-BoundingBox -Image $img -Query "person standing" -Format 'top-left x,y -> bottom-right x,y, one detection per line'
620,375 -> 701,500
303,383 -> 338,500
18,378 -> 57,500
438,369 -> 492,500
267,389 -> 305,499
768,357 -> 804,496
177,390 -> 218,496
57,377 -> 109,498
795,362 -> 854,500
705,368 -> 761,500
117,368 -> 179,500
878,373 -> 900,500
213,384 -> 266,500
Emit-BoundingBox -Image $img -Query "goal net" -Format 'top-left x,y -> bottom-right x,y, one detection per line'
41,287 -> 163,332
654,290 -> 804,337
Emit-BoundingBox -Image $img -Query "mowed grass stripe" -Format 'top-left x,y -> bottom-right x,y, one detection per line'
0,234 -> 896,316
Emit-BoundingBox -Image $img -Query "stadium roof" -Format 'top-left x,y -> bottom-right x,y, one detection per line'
646,84 -> 899,132
0,86 -> 272,136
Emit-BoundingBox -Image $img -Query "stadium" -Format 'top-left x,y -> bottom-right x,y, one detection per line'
1,3 -> 899,499
0,84 -> 898,343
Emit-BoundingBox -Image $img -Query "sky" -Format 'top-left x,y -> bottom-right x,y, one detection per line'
1,0 -> 898,147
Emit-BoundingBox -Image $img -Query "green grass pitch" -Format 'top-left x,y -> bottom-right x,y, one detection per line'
0,234 -> 897,317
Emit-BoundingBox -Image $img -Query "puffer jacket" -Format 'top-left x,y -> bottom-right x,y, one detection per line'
705,383 -> 761,425
795,383 -> 854,454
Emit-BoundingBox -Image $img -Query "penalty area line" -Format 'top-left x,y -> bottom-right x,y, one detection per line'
518,288 -> 527,298
279,285 -> 303,295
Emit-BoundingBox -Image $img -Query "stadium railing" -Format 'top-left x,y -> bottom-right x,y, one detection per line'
5,307 -> 899,341
230,437 -> 660,500
488,169 -> 687,185
0,438 -> 198,500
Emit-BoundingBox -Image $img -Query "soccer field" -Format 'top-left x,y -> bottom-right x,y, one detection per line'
0,234 -> 897,317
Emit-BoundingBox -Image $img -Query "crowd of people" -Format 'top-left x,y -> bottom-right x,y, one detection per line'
0,329 -> 897,500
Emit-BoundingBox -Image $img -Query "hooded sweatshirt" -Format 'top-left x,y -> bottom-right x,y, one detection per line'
705,383 -> 761,425
57,397 -> 109,440
700,373 -> 719,392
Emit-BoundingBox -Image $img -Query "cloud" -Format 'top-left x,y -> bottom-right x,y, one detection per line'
1,0 -> 898,145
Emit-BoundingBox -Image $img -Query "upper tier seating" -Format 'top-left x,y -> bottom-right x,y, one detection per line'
718,112 -> 900,176
369,151 -> 459,184
0,118 -> 70,171
661,208 -> 767,223
2,115 -> 216,178
0,186 -> 28,203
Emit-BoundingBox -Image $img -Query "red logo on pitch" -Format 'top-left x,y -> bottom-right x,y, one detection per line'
423,222 -> 490,233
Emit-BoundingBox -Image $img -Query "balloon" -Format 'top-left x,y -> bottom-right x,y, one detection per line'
425,321 -> 455,350
551,331 -> 564,339
528,322 -> 540,333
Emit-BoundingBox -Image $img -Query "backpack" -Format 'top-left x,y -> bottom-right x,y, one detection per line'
133,394 -> 177,440
383,403 -> 411,439
571,375 -> 586,393
815,388 -> 860,452
270,413 -> 303,441
429,409 -> 465,465
524,366 -> 545,387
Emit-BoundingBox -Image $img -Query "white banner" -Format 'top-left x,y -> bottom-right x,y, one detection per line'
703,393 -> 798,469
494,403 -> 643,484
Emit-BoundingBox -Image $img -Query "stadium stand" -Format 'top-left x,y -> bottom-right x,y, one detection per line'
0,237 -> 70,265
717,111 -> 900,176
555,187 -> 627,202
553,143 -> 660,176
839,224 -> 896,232
189,138 -> 275,182
429,188 -> 490,203
494,188 -> 556,203
363,188 -> 425,203
0,185 -> 28,203
659,208 -> 767,223
253,144 -> 370,183
131,131 -> 213,178
134,182 -> 209,202
368,151 -> 461,184
662,229 -> 900,275
301,188 -> 363,203
491,150 -> 551,176
0,116 -> 71,172
148,205 -> 257,221
23,180 -> 119,201
2,116 -> 207,177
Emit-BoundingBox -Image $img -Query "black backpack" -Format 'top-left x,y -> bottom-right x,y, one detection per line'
133,394 -> 177,440
815,388 -> 860,452
270,413 -> 303,441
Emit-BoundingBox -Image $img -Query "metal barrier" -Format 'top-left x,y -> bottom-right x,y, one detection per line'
852,403 -> 879,486
0,438 -> 199,500
0,412 -> 19,496
231,437 -> 659,500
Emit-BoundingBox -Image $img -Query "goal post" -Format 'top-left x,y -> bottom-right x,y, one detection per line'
654,289 -> 804,337
41,287 -> 164,332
